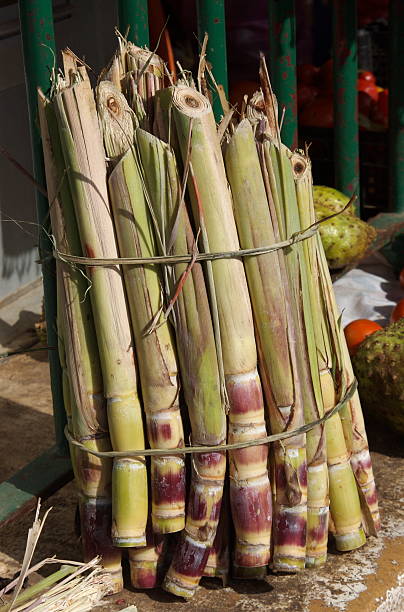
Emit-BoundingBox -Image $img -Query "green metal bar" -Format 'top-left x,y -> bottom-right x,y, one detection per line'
268,0 -> 298,150
118,0 -> 149,46
196,0 -> 228,121
18,0 -> 67,453
389,0 -> 404,213
332,0 -> 359,206
0,446 -> 73,527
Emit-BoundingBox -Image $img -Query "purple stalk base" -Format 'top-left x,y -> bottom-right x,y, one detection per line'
273,508 -> 307,548
171,536 -> 211,577
307,512 -> 329,547
164,534 -> 211,597
187,484 -> 222,525
203,493 -> 229,584
130,565 -> 158,589
151,460 -> 186,506
350,451 -> 381,533
230,479 -> 272,538
79,497 -> 121,569
233,542 -> 271,568
272,505 -> 307,571
129,528 -> 165,589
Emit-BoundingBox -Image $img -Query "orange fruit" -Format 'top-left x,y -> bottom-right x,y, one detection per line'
344,319 -> 383,356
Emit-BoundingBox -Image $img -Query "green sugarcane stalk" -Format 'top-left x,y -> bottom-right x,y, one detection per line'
260,137 -> 308,571
315,231 -> 380,538
38,92 -> 123,587
225,120 -> 310,571
288,149 -> 366,551
52,59 -> 147,547
97,80 -> 186,537
136,126 -> 227,598
170,86 -> 272,577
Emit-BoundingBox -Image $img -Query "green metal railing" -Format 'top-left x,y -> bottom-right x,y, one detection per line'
118,0 -> 149,45
268,0 -> 298,150
19,0 -> 67,455
389,0 -> 404,213
0,1 -> 73,527
1,0 -> 401,526
196,0 -> 228,119
332,0 -> 359,207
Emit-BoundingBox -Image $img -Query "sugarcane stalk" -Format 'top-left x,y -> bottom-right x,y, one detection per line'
128,528 -> 165,589
225,119 -> 310,571
203,487 -> 230,585
52,60 -> 147,547
289,152 -> 331,566
259,127 -> 310,572
78,495 -> 123,590
124,43 -> 165,131
136,127 -> 227,598
316,232 -> 380,536
170,86 -> 272,575
289,150 -> 367,551
97,81 -> 186,536
38,92 -> 123,588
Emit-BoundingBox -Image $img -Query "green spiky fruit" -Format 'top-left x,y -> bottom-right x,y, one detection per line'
352,318 -> 404,434
315,202 -> 377,269
313,185 -> 354,215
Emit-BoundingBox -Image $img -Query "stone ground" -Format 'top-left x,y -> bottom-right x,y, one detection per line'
0,344 -> 403,612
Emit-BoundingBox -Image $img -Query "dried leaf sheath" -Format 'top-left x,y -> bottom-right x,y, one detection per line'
170,87 -> 272,574
52,65 -> 147,547
136,129 -> 226,599
97,81 -> 186,536
38,93 -> 122,589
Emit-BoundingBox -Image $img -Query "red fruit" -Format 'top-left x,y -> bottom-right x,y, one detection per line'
358,70 -> 376,83
299,95 -> 333,128
297,85 -> 319,110
391,299 -> 404,323
357,78 -> 379,102
297,64 -> 320,85
344,319 -> 383,356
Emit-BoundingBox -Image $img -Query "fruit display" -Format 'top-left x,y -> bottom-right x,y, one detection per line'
313,186 -> 377,269
352,318 -> 404,434
298,61 -> 388,130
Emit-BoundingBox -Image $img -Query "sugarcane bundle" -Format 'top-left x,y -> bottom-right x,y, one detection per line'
37,37 -> 380,603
